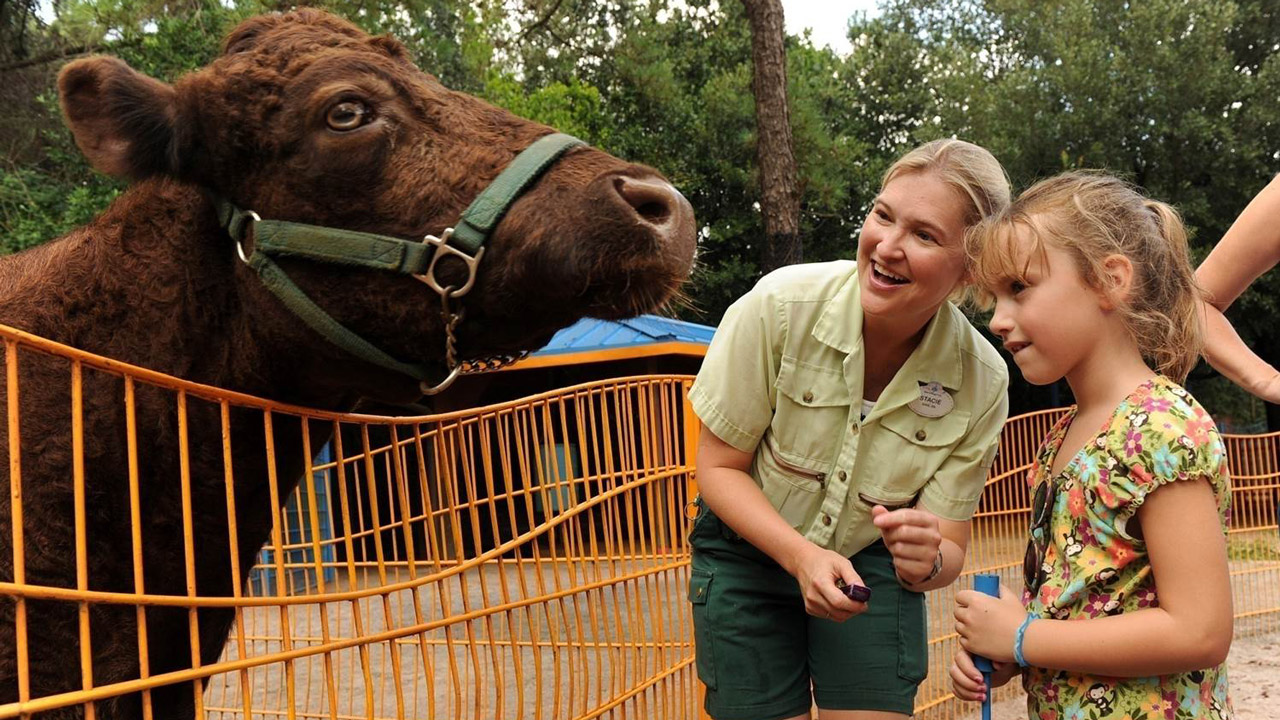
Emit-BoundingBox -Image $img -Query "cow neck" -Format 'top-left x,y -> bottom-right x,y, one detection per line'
216,133 -> 584,396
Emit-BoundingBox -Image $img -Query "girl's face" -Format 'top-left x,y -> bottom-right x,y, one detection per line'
985,225 -> 1111,385
857,172 -> 969,331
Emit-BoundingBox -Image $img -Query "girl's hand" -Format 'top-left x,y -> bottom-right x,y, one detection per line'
949,648 -> 1020,702
791,543 -> 868,622
954,583 -> 1026,663
871,505 -> 942,584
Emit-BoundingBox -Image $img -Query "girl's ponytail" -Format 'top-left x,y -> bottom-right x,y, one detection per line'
1140,200 -> 1204,382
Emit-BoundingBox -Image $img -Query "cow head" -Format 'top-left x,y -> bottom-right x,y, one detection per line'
57,9 -> 696,399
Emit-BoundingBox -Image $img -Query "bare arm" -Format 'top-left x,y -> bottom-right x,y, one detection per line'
1196,174 -> 1280,402
695,423 -> 868,621
956,478 -> 1232,676
1198,173 -> 1280,308
1201,302 -> 1280,402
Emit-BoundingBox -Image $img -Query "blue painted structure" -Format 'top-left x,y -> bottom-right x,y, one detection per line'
531,315 -> 715,356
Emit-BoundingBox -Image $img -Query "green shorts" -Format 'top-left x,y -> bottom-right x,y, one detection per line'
688,503 -> 927,720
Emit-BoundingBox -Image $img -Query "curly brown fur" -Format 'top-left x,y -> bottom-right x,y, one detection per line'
0,10 -> 694,719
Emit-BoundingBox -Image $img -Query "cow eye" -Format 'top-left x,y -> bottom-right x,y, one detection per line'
326,101 -> 370,131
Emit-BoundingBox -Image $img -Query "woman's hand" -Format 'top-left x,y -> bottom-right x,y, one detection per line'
791,543 -> 868,622
949,648 -> 1020,702
871,505 -> 942,584
954,583 -> 1026,663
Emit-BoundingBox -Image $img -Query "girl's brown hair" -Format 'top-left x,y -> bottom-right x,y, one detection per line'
967,171 -> 1204,381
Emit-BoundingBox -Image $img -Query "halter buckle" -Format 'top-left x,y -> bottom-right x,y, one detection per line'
415,228 -> 484,299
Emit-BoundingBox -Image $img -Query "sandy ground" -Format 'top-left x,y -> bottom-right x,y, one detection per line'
958,629 -> 1280,720
196,560 -> 1280,720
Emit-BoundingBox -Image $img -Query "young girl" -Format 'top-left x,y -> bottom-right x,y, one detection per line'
950,172 -> 1234,719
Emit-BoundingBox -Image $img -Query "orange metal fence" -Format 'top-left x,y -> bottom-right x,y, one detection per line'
0,332 -> 1276,720
917,407 -> 1280,720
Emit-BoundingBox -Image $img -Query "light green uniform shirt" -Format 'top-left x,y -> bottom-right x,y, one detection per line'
689,261 -> 1009,558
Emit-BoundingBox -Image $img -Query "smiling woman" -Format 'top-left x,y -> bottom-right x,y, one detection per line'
685,139 -> 1011,720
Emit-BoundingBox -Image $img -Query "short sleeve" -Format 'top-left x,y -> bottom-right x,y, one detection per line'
1101,393 -> 1230,539
917,375 -> 1010,521
688,283 -> 783,453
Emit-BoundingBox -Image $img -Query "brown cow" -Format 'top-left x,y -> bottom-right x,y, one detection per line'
0,9 -> 694,718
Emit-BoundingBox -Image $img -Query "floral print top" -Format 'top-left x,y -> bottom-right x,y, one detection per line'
1021,376 -> 1233,720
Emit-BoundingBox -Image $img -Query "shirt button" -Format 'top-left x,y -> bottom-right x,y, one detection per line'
816,472 -> 826,486
803,391 -> 814,403
838,470 -> 847,482
850,422 -> 859,433
915,430 -> 927,441
822,514 -> 832,526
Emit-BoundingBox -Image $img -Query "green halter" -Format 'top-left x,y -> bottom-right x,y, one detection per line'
216,133 -> 585,395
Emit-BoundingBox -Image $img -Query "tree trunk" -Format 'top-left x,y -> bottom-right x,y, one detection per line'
741,0 -> 801,272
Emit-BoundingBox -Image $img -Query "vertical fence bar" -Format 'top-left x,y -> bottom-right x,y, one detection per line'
70,361 -> 96,720
122,377 -> 154,720
176,390 -> 205,717
6,341 -> 30,716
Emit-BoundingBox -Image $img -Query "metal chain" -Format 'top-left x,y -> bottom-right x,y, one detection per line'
438,290 -> 530,378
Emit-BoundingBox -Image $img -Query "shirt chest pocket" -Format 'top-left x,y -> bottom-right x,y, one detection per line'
771,356 -> 850,465
861,406 -> 971,503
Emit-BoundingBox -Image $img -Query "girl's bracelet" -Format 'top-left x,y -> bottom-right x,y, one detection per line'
1014,614 -> 1036,668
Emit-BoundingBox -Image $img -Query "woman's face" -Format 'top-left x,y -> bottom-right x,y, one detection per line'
857,171 -> 969,331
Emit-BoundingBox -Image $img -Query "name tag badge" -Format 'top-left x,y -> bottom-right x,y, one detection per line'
908,381 -> 954,418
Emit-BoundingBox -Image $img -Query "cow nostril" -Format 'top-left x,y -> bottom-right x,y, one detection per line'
613,176 -> 674,225
635,201 -> 670,224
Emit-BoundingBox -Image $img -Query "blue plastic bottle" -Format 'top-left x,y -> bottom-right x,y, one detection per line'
973,574 -> 1001,720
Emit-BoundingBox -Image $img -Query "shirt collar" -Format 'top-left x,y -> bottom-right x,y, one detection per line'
812,266 -> 965,407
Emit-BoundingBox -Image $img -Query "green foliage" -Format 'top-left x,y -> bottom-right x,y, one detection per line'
482,72 -> 611,143
2,0 -> 1278,419
853,0 -> 1280,417
0,167 -> 118,253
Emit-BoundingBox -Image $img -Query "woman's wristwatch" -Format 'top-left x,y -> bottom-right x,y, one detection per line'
898,549 -> 943,587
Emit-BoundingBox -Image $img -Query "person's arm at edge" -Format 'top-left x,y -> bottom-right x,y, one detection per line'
1197,173 -> 1280,309
1196,174 -> 1280,401
1200,302 -> 1280,402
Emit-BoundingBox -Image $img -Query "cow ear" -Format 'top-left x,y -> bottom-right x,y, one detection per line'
58,57 -> 185,179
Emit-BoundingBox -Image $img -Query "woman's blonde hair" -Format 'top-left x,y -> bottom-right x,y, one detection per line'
881,138 -> 1011,305
967,171 -> 1204,381
882,138 -> 1012,226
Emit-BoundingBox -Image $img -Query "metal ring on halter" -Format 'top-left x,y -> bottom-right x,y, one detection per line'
415,228 -> 484,299
419,365 -> 463,396
235,211 -> 262,264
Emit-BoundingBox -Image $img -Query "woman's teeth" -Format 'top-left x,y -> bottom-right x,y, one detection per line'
874,262 -> 908,283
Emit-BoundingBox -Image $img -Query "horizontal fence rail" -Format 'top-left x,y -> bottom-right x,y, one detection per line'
0,326 -> 1274,720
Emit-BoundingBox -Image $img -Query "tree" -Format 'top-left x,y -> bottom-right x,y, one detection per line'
741,0 -> 800,272
850,0 -> 1280,424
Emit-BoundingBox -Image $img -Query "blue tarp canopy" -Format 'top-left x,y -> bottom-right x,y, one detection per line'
532,315 -> 715,356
